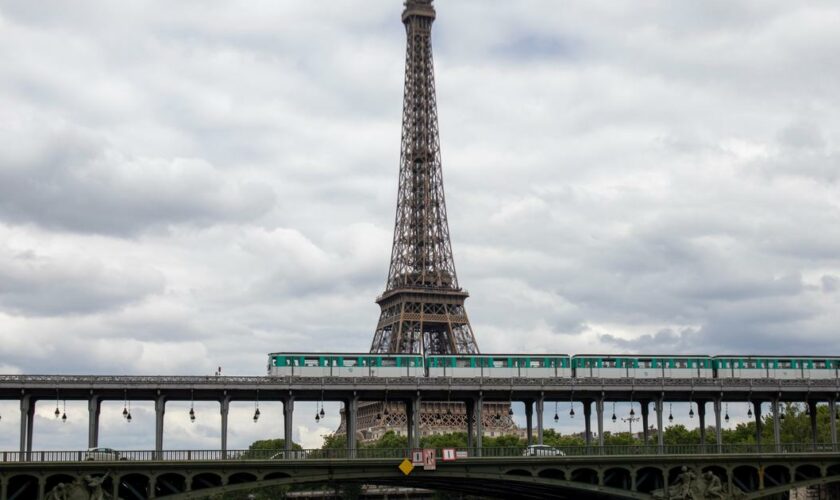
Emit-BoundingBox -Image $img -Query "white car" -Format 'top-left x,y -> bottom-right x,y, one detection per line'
84,447 -> 125,461
522,444 -> 565,457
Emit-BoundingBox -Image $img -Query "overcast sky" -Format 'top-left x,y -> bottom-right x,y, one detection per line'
1,1 -> 839,450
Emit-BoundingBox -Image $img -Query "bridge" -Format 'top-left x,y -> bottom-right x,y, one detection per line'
2,375 -> 838,457
1,445 -> 839,499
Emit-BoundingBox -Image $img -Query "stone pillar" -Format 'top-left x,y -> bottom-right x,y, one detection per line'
19,395 -> 32,456
583,400 -> 592,447
698,401 -> 706,451
465,399 -> 475,451
88,395 -> 101,449
37,476 -> 46,500
347,396 -> 359,458
154,395 -> 166,459
524,401 -> 533,446
808,401 -> 818,449
111,475 -> 120,499
655,397 -> 664,453
830,398 -> 838,451
411,393 -> 422,449
641,401 -> 650,445
0,477 -> 6,500
536,395 -> 545,445
596,398 -> 605,448
475,396 -> 484,457
772,399 -> 781,452
283,397 -> 294,451
713,398 -> 723,453
753,401 -> 762,447
220,396 -> 230,457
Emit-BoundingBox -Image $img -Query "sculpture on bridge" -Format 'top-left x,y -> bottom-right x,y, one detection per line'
45,473 -> 110,500
651,467 -> 743,499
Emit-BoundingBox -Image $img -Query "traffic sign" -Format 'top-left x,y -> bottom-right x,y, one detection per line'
423,448 -> 436,470
411,449 -> 424,465
442,448 -> 456,461
399,458 -> 414,475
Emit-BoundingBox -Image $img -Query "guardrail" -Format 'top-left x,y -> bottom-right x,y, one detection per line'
1,443 -> 837,463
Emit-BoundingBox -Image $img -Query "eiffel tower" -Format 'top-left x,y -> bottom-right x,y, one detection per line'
341,0 -> 516,443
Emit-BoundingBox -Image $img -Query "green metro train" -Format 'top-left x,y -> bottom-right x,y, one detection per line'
267,353 -> 840,380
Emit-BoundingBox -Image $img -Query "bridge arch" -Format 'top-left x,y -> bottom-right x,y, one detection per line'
603,467 -> 632,490
6,474 -> 39,500
118,473 -> 151,500
154,473 -> 187,497
634,466 -> 665,493
764,464 -> 792,490
732,464 -> 759,493
536,467 -> 565,480
190,472 -> 223,492
568,467 -> 599,485
795,463 -> 822,482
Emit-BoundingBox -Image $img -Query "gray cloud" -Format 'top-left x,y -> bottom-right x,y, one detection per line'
1,0 -> 840,450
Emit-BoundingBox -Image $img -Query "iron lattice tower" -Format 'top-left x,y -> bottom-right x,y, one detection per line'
370,0 -> 479,356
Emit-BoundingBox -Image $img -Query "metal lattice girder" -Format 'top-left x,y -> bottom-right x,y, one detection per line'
372,0 -> 479,355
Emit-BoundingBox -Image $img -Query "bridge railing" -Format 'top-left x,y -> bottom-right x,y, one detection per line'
2,443 -> 837,463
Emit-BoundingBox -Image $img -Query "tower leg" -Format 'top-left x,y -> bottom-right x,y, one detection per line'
641,401 -> 650,446
754,402 -> 763,449
19,395 -> 32,458
698,401 -> 706,451
536,395 -> 544,445
808,400 -> 818,450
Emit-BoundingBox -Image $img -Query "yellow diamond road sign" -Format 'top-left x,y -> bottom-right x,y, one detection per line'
399,458 -> 415,475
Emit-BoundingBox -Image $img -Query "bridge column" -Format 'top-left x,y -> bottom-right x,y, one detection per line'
583,400 -> 592,448
347,395 -> 359,458
475,396 -> 483,457
713,398 -> 723,453
640,400 -> 650,445
155,394 -> 166,459
596,397 -> 605,449
753,401 -> 762,448
283,397 -> 294,452
524,401 -> 533,446
410,393 -> 421,449
536,394 -> 544,445
37,475 -> 46,500
220,396 -> 230,457
655,397 -> 664,453
829,398 -> 837,451
772,398 -> 781,452
19,395 -> 33,456
808,400 -> 818,450
111,475 -> 120,499
465,399 -> 475,452
698,401 -> 706,451
88,394 -> 101,449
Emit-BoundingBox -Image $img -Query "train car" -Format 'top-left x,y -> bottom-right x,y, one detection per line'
713,356 -> 840,380
572,355 -> 714,379
267,353 -> 424,377
426,354 -> 571,378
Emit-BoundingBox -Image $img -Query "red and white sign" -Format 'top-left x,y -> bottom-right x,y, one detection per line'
423,448 -> 437,470
411,449 -> 424,466
442,448 -> 457,461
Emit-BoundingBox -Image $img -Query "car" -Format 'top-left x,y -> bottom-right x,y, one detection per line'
522,444 -> 565,457
84,447 -> 125,461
